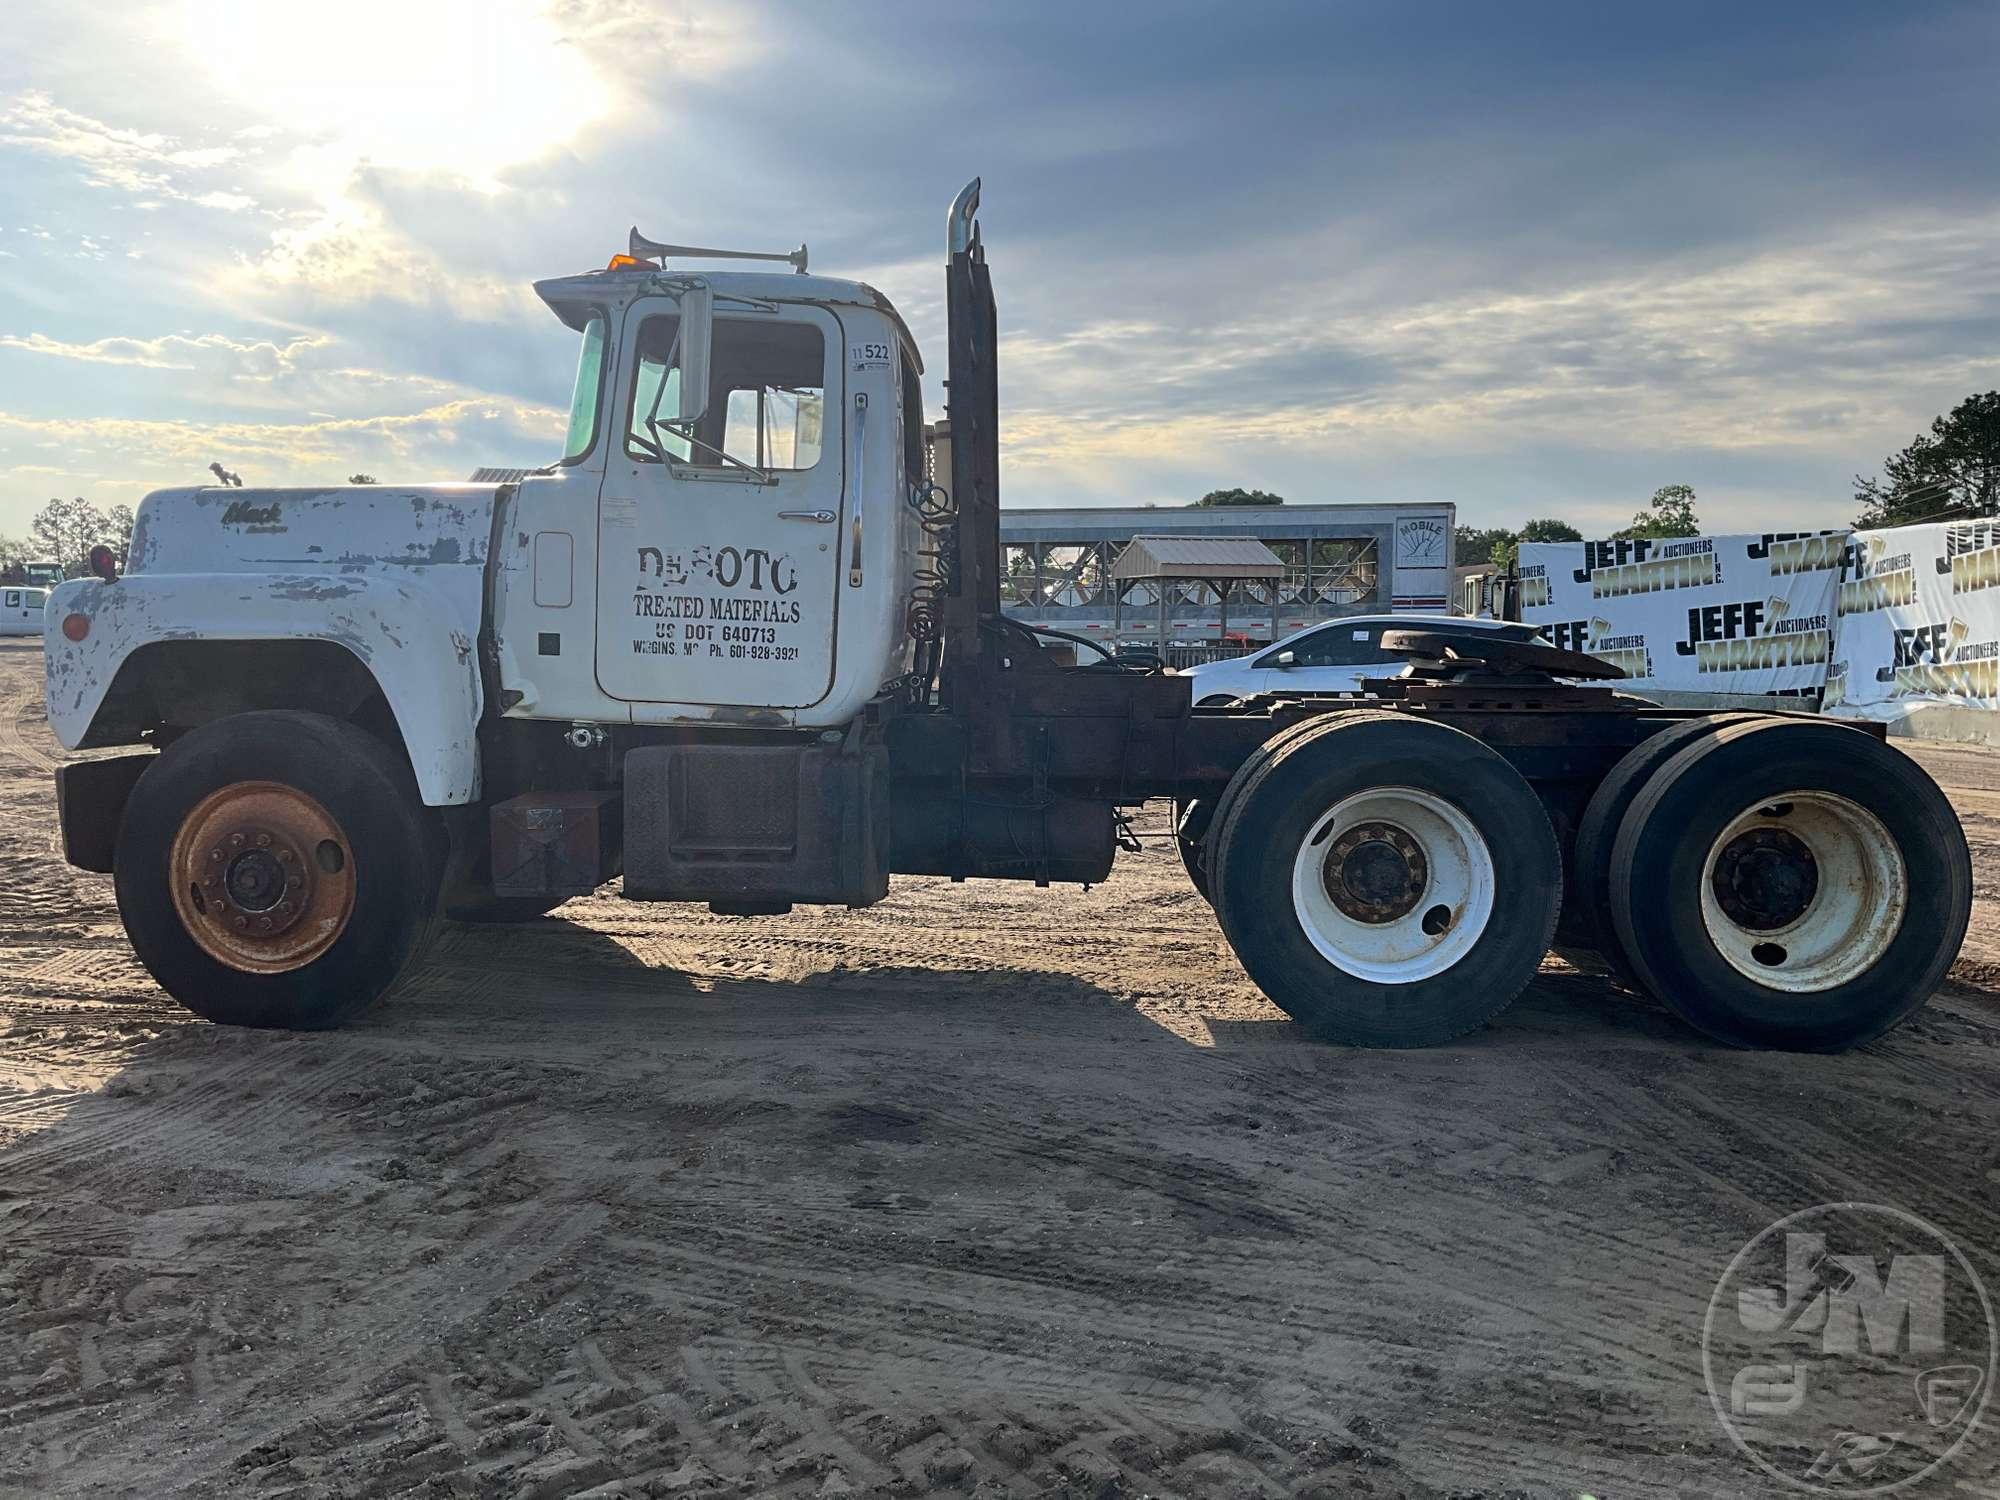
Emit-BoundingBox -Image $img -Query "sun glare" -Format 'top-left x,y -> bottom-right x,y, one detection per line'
175,0 -> 608,189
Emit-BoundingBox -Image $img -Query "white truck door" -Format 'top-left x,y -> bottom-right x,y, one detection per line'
596,300 -> 844,709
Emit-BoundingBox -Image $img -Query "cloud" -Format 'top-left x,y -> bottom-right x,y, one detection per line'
993,208 -> 2000,516
0,395 -> 565,509
0,330 -> 329,373
2,1 -> 1997,539
0,90 -> 247,203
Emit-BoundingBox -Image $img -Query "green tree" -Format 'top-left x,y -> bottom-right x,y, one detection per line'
0,534 -> 28,583
31,497 -> 104,576
1191,488 -> 1284,507
1854,392 -> 2000,528
349,473 -> 378,485
105,503 -> 137,567
1614,484 -> 1700,540
1488,517 -> 1584,568
1520,517 -> 1584,544
28,497 -> 134,576
1455,525 -> 1516,566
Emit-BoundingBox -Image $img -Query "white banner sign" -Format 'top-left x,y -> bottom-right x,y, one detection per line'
1825,521 -> 2000,716
1518,532 -> 1845,695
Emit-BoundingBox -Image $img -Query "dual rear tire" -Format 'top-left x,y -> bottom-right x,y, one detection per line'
1197,711 -> 1970,1052
1600,720 -> 1969,1050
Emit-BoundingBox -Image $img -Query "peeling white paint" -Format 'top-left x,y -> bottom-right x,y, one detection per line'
45,482 -> 497,805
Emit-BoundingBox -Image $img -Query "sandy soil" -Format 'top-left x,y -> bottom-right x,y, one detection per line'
3,635 -> 1999,1499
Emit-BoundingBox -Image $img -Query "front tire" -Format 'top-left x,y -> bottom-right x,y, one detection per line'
1210,712 -> 1561,1047
1608,720 -> 1970,1050
1174,798 -> 1212,901
114,711 -> 441,1029
447,893 -> 568,924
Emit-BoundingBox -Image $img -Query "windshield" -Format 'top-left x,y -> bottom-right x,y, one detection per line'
561,312 -> 607,463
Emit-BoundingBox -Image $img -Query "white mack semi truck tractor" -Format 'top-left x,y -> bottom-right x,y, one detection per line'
41,182 -> 1971,1049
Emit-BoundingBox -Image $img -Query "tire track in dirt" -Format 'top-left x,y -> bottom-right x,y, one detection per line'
0,682 -> 58,774
4,629 -> 2000,1497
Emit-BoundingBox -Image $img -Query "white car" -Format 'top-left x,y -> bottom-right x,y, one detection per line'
1,586 -> 49,637
1181,614 -> 1549,704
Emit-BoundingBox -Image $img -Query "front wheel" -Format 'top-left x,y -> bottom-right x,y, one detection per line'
1209,712 -> 1561,1047
1173,798 -> 1212,901
447,893 -> 569,924
114,711 -> 441,1028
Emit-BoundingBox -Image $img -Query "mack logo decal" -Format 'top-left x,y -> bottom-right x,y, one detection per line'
221,500 -> 281,526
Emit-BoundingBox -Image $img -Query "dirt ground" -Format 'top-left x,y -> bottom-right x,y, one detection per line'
4,636 -> 2000,1500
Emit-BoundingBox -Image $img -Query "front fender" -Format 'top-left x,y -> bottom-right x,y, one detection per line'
42,573 -> 485,805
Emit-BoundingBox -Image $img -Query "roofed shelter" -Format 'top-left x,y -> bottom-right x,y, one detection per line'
1109,535 -> 1288,647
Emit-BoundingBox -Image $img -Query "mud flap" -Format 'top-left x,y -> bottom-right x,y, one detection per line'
55,751 -> 154,873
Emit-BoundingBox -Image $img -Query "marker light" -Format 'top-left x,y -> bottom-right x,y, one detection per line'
606,254 -> 657,271
62,613 -> 90,642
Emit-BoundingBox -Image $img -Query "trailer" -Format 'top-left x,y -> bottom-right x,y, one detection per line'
39,182 -> 1970,1050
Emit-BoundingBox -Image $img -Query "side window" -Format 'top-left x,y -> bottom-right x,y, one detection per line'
560,311 -> 607,463
625,313 -> 825,472
719,322 -> 824,470
1289,625 -> 1380,667
625,314 -> 691,464
3,591 -> 18,609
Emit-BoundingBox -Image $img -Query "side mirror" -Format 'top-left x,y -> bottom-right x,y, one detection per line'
1273,650 -> 1296,668
674,283 -> 713,426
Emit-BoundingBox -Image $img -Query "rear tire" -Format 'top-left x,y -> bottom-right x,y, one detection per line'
1608,720 -> 1970,1050
1210,712 -> 1561,1047
1567,714 -> 1753,984
114,711 -> 441,1029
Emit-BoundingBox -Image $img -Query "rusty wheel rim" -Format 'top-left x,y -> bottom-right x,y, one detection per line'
169,781 -> 356,974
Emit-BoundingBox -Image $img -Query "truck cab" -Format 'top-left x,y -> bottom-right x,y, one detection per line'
497,262 -> 926,730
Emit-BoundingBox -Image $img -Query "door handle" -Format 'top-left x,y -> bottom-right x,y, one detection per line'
778,509 -> 835,523
849,392 -> 866,588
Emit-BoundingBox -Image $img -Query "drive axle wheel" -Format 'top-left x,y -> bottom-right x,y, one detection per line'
115,710 -> 441,1029
1609,719 -> 1970,1050
1565,713 -> 1753,983
1210,712 -> 1560,1047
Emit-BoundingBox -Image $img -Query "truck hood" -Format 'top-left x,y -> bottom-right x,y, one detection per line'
127,483 -> 503,581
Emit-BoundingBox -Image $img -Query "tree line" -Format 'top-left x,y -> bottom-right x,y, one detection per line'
0,497 -> 138,584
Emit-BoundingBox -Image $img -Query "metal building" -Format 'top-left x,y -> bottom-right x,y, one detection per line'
999,502 -> 1455,646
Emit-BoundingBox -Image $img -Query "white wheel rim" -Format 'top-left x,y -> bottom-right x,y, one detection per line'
1698,789 -> 1906,993
1289,787 -> 1495,983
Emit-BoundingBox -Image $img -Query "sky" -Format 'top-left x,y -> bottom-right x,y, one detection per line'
0,0 -> 1996,543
